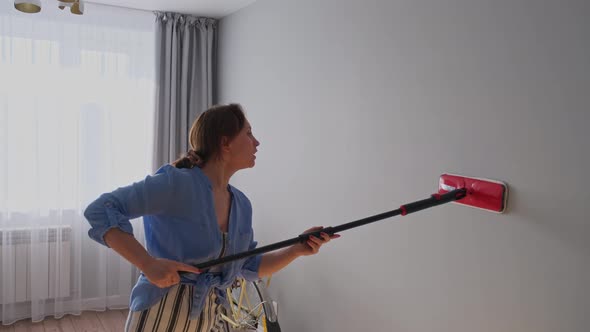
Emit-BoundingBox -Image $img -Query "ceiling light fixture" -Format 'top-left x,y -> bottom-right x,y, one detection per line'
14,0 -> 85,15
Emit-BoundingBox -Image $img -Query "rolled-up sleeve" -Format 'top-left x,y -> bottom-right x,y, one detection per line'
240,231 -> 263,281
83,167 -> 175,247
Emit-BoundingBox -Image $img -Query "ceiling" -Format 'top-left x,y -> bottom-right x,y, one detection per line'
87,0 -> 258,18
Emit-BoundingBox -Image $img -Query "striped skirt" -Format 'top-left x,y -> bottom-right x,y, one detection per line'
125,284 -> 229,332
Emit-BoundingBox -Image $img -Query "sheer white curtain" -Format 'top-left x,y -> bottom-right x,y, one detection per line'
0,3 -> 155,325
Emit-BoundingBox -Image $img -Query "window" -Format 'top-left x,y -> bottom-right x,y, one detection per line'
0,3 -> 155,223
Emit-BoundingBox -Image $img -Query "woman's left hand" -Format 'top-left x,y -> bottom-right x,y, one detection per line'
292,226 -> 341,257
258,226 -> 342,277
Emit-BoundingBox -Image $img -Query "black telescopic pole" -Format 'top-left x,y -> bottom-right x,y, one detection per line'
190,188 -> 467,270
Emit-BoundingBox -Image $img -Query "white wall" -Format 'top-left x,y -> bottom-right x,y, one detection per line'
218,0 -> 590,331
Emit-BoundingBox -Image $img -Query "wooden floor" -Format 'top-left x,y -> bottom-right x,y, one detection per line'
0,309 -> 129,332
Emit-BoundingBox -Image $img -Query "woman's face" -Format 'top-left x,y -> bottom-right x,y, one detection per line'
227,119 -> 260,169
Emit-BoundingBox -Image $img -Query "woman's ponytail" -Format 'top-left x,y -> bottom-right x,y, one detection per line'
172,149 -> 205,169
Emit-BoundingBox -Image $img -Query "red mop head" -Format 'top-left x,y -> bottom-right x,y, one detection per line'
438,173 -> 508,213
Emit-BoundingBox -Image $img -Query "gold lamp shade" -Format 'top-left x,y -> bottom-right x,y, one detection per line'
70,1 -> 83,15
56,0 -> 84,14
14,0 -> 42,13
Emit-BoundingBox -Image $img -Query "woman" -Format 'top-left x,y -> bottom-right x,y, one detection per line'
84,103 -> 339,331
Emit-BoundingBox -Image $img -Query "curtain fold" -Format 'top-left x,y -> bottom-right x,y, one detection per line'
0,3 -> 154,325
153,12 -> 217,170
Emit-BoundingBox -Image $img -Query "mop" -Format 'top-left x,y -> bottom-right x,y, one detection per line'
190,173 -> 508,270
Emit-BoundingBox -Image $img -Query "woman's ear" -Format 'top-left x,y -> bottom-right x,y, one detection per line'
220,136 -> 231,152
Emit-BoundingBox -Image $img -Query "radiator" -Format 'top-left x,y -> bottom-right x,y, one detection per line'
0,226 -> 71,304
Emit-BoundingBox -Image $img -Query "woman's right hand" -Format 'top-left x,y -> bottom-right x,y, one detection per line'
142,258 -> 201,288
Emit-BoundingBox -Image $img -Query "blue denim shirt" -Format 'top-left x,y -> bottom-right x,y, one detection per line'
83,164 -> 262,318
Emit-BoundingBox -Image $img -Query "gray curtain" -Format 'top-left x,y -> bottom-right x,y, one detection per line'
153,12 -> 217,171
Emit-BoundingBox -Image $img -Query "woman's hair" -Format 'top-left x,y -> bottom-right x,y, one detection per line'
173,103 -> 246,169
